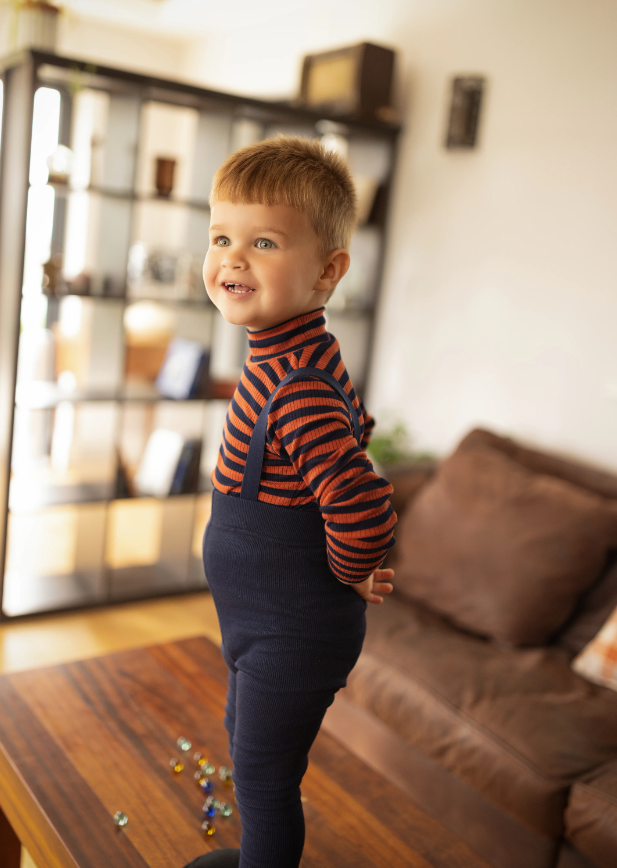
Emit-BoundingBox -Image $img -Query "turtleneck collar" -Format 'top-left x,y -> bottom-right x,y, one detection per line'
247,308 -> 329,361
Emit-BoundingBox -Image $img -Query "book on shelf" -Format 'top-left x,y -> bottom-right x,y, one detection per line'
169,439 -> 202,495
133,429 -> 202,498
156,338 -> 210,400
133,428 -> 184,497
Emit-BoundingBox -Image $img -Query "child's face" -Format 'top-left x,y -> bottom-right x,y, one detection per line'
203,201 -> 331,331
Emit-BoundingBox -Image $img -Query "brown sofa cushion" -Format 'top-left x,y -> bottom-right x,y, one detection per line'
395,440 -> 617,646
565,763 -> 617,868
343,596 -> 617,838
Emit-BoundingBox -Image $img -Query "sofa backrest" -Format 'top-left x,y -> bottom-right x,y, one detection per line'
460,428 -> 617,500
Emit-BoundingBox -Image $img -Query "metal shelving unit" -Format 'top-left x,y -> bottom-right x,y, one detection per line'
0,49 -> 400,620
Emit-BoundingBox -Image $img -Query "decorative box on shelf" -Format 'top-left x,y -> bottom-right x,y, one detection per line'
298,41 -> 396,120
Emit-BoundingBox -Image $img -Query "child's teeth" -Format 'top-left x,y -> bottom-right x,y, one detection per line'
227,284 -> 253,293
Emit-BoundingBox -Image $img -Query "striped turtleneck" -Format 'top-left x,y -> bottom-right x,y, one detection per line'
212,307 -> 396,582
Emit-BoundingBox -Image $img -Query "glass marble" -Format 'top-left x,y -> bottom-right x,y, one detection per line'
200,778 -> 214,793
194,770 -> 206,782
203,797 -> 217,817
177,736 -> 192,752
219,766 -> 232,783
218,802 -> 233,817
170,758 -> 184,773
194,752 -> 206,765
113,811 -> 128,827
202,820 -> 216,836
202,762 -> 215,775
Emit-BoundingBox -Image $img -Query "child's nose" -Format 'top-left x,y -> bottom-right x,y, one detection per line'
222,248 -> 248,269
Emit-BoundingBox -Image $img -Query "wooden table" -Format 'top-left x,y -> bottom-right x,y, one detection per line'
0,636 -> 489,868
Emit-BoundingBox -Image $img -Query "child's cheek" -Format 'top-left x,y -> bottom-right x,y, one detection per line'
203,250 -> 217,291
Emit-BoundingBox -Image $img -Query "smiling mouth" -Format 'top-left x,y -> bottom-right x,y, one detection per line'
224,282 -> 256,294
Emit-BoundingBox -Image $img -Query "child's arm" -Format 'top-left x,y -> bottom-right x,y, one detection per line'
269,379 -> 397,584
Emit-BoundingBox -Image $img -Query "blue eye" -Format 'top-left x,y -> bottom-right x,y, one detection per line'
256,238 -> 275,249
215,236 -> 230,247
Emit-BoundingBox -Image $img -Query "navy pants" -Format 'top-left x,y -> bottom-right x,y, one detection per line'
203,490 -> 366,868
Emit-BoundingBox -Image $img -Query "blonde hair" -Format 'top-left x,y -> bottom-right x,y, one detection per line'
210,136 -> 357,253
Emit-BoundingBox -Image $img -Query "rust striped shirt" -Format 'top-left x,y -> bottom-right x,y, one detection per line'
212,307 -> 396,582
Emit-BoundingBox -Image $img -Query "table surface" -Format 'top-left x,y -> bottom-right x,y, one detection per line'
0,636 -> 489,868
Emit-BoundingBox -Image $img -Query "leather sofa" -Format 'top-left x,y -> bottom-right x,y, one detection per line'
323,428 -> 617,868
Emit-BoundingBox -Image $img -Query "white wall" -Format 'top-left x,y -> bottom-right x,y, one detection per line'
58,15 -> 190,80
185,0 -> 617,472
11,0 -> 617,471
370,0 -> 617,473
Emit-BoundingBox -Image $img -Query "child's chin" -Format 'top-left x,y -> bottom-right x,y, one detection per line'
219,305 -> 255,328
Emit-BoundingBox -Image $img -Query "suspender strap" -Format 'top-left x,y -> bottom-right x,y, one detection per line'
240,367 -> 361,502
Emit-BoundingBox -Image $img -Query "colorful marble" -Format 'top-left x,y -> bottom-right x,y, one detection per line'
218,802 -> 233,817
170,758 -> 184,773
201,820 -> 216,836
203,797 -> 217,817
113,811 -> 128,827
202,762 -> 215,775
218,766 -> 232,783
176,736 -> 192,752
199,778 -> 214,793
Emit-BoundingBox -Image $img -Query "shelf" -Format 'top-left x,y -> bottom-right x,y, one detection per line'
1,565 -> 207,616
35,291 -> 214,307
8,477 -> 212,512
15,380 -> 214,409
41,182 -> 211,212
124,294 -> 213,307
16,381 -> 118,409
108,563 -> 198,601
14,50 -> 401,137
2,569 -> 106,617
9,479 -> 116,512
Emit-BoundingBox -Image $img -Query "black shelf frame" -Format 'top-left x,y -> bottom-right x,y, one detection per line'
0,49 -> 401,622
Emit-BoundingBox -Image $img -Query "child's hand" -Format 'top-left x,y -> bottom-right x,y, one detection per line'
350,568 -> 394,604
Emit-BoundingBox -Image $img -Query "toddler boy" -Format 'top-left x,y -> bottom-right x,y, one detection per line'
185,137 -> 396,868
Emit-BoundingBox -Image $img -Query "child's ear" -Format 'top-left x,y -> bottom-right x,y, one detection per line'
314,249 -> 350,293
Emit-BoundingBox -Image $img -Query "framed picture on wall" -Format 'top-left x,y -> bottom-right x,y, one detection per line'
445,76 -> 485,148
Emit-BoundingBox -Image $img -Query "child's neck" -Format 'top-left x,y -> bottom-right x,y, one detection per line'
246,306 -> 325,333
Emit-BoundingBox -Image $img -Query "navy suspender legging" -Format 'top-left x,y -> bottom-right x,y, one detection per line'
203,369 -> 367,868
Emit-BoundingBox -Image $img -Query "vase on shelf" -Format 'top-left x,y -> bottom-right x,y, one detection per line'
155,157 -> 176,197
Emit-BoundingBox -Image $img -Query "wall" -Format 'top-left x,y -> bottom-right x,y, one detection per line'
56,15 -> 190,79
372,0 -> 617,473
64,16 -> 189,80
7,0 -> 616,471
186,0 -> 617,472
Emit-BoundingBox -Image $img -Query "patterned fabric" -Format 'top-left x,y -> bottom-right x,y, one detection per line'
212,307 -> 396,582
573,605 -> 617,692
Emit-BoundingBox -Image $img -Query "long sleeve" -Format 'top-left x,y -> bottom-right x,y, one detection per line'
268,379 -> 396,582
